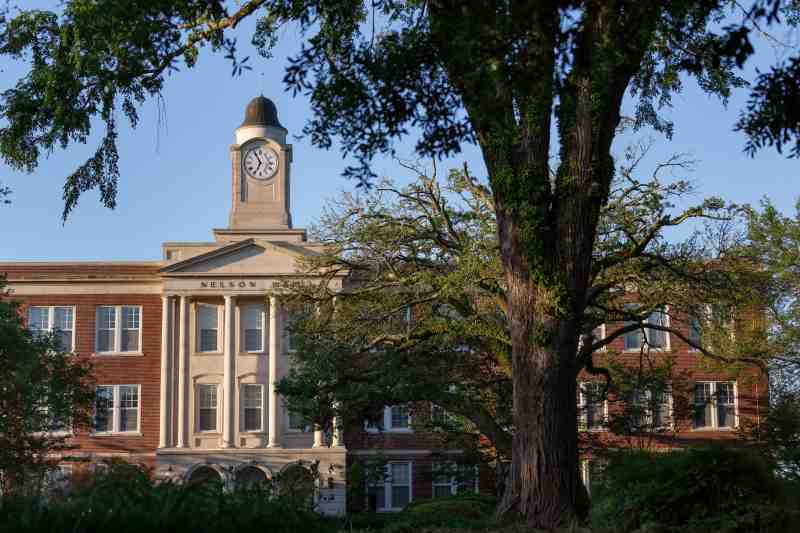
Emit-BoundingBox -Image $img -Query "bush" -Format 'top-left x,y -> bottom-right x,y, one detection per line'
0,463 -> 337,533
384,494 -> 498,531
591,445 -> 799,533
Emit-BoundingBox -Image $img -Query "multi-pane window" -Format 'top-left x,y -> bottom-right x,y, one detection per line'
287,410 -> 308,432
241,304 -> 265,353
368,462 -> 412,511
241,384 -> 263,432
284,304 -> 313,352
93,385 -> 140,434
432,463 -> 478,497
197,305 -> 219,352
646,308 -> 668,349
623,305 -> 669,351
365,405 -> 413,433
197,384 -> 218,432
688,315 -> 703,348
693,381 -> 737,430
95,306 -> 142,354
579,382 -> 606,430
27,306 -> 75,351
390,405 -> 410,430
581,459 -> 606,496
630,387 -> 672,429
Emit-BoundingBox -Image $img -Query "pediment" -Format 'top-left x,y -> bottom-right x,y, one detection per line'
160,239 -> 317,276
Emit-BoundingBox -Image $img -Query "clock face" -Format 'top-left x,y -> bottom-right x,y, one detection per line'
243,144 -> 279,180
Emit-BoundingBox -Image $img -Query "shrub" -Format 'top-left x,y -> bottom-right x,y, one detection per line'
0,462 -> 337,533
590,445 -> 796,533
384,494 -> 498,531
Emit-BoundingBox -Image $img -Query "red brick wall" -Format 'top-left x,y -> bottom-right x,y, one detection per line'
14,294 -> 162,457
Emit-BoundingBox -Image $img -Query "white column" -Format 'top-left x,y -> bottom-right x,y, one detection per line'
331,403 -> 343,447
313,426 -> 324,448
222,295 -> 236,448
267,295 -> 281,448
177,296 -> 190,448
159,295 -> 173,448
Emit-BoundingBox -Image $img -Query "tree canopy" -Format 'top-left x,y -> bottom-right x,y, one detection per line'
2,0 -> 798,526
277,145 -> 764,461
0,280 -> 95,495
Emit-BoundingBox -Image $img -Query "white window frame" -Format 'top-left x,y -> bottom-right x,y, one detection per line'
369,461 -> 413,512
239,303 -> 267,354
688,304 -> 735,352
366,405 -> 413,433
240,383 -> 265,433
286,408 -> 310,433
28,305 -> 76,352
692,381 -> 738,431
196,383 -> 221,434
623,305 -> 671,352
579,382 -> 608,432
92,384 -> 141,435
432,462 -> 479,497
95,305 -> 143,355
630,386 -> 673,430
195,303 -> 222,354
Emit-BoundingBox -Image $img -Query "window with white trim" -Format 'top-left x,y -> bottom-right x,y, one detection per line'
241,304 -> 266,353
579,382 -> 606,430
95,306 -> 142,354
93,385 -> 140,434
287,409 -> 309,432
197,384 -> 219,432
282,303 -> 305,352
27,306 -> 75,352
629,386 -> 672,430
390,405 -> 410,430
693,381 -> 737,430
368,462 -> 412,511
623,305 -> 670,351
365,405 -> 413,433
196,304 -> 220,352
241,384 -> 263,432
432,463 -> 479,497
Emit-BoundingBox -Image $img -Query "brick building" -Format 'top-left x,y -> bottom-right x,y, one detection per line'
0,96 -> 767,514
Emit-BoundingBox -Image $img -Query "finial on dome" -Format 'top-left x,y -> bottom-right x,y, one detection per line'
240,95 -> 285,129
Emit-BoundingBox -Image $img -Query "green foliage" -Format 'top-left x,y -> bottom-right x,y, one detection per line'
1,1 -> 797,212
0,461 -> 336,533
383,494 -> 498,532
590,446 -> 794,533
0,279 -> 94,494
744,388 -> 800,482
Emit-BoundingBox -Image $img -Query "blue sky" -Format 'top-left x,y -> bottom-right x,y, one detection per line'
0,7 -> 798,261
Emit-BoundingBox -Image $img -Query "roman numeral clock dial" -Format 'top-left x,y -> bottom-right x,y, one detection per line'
243,144 -> 279,180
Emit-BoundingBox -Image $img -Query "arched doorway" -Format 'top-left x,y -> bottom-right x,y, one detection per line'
187,465 -> 223,487
236,465 -> 269,490
278,464 -> 315,508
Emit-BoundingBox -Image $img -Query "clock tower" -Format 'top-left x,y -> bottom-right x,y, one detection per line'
227,96 -> 293,231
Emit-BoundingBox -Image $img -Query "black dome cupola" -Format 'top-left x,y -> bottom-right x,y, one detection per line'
240,95 -> 285,129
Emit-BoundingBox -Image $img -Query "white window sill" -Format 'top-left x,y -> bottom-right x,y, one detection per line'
385,428 -> 414,433
92,431 -> 142,437
240,430 -> 265,435
94,352 -> 144,357
195,431 -> 221,435
239,351 -> 267,356
286,428 -> 310,433
691,426 -> 737,432
195,351 -> 223,356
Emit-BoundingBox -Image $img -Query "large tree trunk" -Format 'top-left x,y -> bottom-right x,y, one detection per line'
494,203 -> 587,528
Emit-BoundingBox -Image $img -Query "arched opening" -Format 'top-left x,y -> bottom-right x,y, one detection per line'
278,464 -> 315,508
187,466 -> 223,487
236,466 -> 269,490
